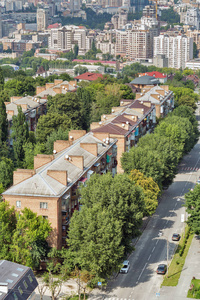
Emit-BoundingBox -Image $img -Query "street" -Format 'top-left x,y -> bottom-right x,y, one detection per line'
89,112 -> 200,300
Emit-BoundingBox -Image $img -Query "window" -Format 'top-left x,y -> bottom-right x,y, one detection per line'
6,279 -> 13,283
13,292 -> 18,300
40,202 -> 48,209
43,216 -> 48,220
28,274 -> 33,283
16,201 -> 21,208
18,286 -> 23,295
23,280 -> 28,289
17,267 -> 23,272
11,273 -> 19,278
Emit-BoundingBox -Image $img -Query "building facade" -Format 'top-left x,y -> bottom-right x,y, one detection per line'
37,8 -> 48,32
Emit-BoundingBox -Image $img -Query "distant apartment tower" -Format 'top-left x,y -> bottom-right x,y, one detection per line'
130,0 -> 149,11
126,29 -> 152,60
98,0 -> 123,7
37,8 -> 48,31
154,34 -> 193,69
70,0 -> 82,11
111,9 -> 128,29
143,5 -> 156,18
115,30 -> 128,57
185,7 -> 200,30
0,7 -> 2,39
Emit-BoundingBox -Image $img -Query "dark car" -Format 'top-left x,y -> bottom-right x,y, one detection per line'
156,264 -> 167,275
172,233 -> 180,241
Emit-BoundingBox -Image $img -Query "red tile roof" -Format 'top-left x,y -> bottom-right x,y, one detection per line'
139,71 -> 167,79
74,72 -> 103,81
73,59 -> 116,65
47,23 -> 61,29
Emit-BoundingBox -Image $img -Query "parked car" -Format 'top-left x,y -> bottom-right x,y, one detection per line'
197,178 -> 200,184
120,260 -> 130,274
172,233 -> 180,241
156,264 -> 167,275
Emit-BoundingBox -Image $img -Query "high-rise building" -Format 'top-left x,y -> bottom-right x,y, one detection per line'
130,0 -> 149,11
154,34 -> 193,69
37,8 -> 48,32
185,7 -> 200,30
70,0 -> 82,12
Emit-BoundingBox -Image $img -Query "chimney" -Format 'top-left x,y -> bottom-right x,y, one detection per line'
80,143 -> 98,156
93,132 -> 110,142
53,140 -> 73,153
34,154 -> 54,170
68,130 -> 86,141
65,155 -> 84,170
47,170 -> 67,186
53,87 -> 62,94
36,86 -> 46,95
54,79 -> 63,85
45,82 -> 55,90
10,96 -> 21,103
13,169 -> 35,185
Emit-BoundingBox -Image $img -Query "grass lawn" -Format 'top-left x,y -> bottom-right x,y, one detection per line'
161,229 -> 194,287
187,278 -> 200,298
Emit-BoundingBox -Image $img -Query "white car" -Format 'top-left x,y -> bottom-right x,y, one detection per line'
197,178 -> 200,184
120,260 -> 130,273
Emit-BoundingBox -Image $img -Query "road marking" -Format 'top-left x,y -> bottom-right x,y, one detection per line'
175,203 -> 177,207
156,240 -> 159,244
148,254 -> 151,261
138,263 -> 147,281
136,281 -> 138,284
152,247 -> 155,252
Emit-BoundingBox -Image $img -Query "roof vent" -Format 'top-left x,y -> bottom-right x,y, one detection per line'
99,121 -> 102,125
142,108 -> 144,112
37,99 -> 40,103
132,116 -> 134,119
121,101 -> 124,104
141,101 -> 143,104
126,121 -> 129,125
69,136 -> 73,139
53,149 -> 57,154
103,115 -> 106,119
65,154 -> 69,160
122,123 -> 125,127
103,138 -> 106,142
140,93 -> 143,96
112,109 -> 115,113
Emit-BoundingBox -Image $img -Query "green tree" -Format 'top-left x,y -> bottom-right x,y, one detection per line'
129,169 -> 160,216
11,106 -> 29,167
178,95 -> 197,111
0,67 -> 4,91
11,208 -> 52,269
67,173 -> 145,281
0,158 -> 14,188
0,97 -> 8,143
185,185 -> 200,234
36,113 -> 72,143
45,127 -> 69,154
74,44 -> 79,58
74,66 -> 88,76
0,202 -> 17,260
193,42 -> 198,58
77,87 -> 92,130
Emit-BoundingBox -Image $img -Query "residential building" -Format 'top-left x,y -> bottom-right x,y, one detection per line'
185,7 -> 200,30
70,0 -> 82,12
130,0 -> 149,11
3,131 -> 118,249
111,9 -> 128,29
186,30 -> 200,57
0,260 -> 38,300
74,72 -> 103,82
48,26 -> 94,55
115,30 -> 128,57
129,75 -> 160,88
185,58 -> 200,70
154,34 -> 193,69
153,54 -> 168,68
1,39 -> 41,53
138,71 -> 167,83
73,64 -> 105,74
37,8 -> 48,32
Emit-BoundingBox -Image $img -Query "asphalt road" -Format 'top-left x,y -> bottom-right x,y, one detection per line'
90,111 -> 200,300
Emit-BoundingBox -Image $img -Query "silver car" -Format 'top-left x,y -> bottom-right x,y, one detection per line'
120,260 -> 130,274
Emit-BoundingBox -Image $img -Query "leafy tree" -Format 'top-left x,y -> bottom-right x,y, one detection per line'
0,158 -> 14,188
36,113 -> 72,143
0,202 -> 17,260
129,170 -> 160,216
11,208 -> 52,269
67,173 -> 145,281
0,97 -> 8,143
160,7 -> 180,24
74,44 -> 79,58
185,185 -> 200,234
45,127 -> 69,154
11,106 -> 29,167
178,95 -> 197,111
0,67 -> 4,91
74,66 -> 88,76
77,87 -> 92,130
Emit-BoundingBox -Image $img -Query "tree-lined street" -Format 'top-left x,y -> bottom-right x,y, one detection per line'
89,111 -> 200,300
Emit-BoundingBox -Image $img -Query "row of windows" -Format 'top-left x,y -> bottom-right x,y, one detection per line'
16,201 -> 48,209
12,275 -> 33,299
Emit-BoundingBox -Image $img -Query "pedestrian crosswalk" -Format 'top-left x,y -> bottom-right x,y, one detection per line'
179,167 -> 199,171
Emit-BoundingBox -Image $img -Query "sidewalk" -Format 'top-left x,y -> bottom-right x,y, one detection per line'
157,234 -> 200,300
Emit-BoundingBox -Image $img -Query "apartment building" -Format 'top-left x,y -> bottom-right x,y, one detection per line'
115,30 -> 128,57
3,131 -> 118,249
184,7 -> 200,30
37,8 -> 48,32
91,84 -> 173,172
154,34 -> 193,69
48,26 -> 94,55
111,9 -> 128,30
1,39 -> 41,53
